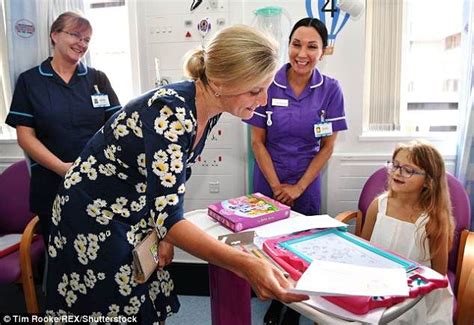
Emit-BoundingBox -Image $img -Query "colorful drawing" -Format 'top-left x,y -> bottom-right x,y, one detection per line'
222,195 -> 279,218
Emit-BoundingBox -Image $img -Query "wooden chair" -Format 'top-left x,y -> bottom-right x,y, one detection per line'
0,160 -> 44,313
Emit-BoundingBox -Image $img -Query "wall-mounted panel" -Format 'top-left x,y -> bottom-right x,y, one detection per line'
134,1 -> 246,212
327,153 -> 456,217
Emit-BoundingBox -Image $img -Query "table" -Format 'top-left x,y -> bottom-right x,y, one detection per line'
178,209 -> 422,325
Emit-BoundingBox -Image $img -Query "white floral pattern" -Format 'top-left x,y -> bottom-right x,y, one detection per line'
46,81 -> 219,323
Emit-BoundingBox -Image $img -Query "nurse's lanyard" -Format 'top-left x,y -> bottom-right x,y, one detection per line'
253,111 -> 273,126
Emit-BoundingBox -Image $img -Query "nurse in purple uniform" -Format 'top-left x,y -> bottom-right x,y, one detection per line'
243,17 -> 348,324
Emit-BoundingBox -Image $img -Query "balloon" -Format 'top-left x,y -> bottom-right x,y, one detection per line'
305,0 -> 364,54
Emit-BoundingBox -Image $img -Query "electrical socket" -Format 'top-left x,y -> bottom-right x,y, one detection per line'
209,181 -> 220,193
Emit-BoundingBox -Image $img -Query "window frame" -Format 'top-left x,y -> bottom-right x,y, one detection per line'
361,0 -> 462,142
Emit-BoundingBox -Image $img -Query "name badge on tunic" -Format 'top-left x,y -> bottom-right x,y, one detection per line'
314,122 -> 333,137
91,84 -> 110,108
271,98 -> 289,107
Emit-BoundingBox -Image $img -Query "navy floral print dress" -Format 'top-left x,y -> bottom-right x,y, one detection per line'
45,81 -> 220,323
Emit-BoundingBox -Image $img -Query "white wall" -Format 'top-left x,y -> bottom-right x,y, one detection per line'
1,0 -> 459,216
133,0 -> 250,212
0,139 -> 22,172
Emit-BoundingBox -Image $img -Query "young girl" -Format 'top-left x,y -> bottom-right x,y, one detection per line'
362,139 -> 455,324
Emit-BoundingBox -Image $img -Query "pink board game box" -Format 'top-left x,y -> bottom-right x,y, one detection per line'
207,192 -> 291,232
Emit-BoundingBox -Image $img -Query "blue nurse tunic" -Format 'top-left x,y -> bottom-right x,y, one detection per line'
244,63 -> 348,215
6,57 -> 121,216
45,81 -> 221,322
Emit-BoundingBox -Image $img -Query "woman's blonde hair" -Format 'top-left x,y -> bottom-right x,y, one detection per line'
389,139 -> 455,259
50,11 -> 92,46
183,25 -> 279,91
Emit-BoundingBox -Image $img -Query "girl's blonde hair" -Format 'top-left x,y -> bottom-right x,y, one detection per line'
183,25 -> 279,91
389,139 -> 455,259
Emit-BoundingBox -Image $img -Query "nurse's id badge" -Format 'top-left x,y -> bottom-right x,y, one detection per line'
91,85 -> 110,108
314,109 -> 333,137
314,122 -> 333,137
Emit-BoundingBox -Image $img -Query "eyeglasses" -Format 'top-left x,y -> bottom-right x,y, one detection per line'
386,161 -> 425,178
60,31 -> 91,45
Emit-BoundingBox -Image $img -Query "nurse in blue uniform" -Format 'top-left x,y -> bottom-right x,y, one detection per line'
5,12 -> 121,245
244,17 -> 348,324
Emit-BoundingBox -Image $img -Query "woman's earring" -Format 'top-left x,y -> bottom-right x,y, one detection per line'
214,92 -> 221,97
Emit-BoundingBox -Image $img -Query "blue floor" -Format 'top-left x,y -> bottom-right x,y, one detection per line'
0,284 -> 315,324
167,295 -> 271,324
168,295 -> 315,325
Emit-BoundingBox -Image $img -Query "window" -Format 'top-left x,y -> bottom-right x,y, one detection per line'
364,0 -> 463,134
445,33 -> 461,50
85,0 -> 134,105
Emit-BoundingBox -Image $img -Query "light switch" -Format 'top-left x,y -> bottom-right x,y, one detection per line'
209,181 -> 220,193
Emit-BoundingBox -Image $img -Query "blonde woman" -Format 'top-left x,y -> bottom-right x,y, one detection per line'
45,25 -> 308,323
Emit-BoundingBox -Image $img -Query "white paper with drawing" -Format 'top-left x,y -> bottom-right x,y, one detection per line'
290,260 -> 409,297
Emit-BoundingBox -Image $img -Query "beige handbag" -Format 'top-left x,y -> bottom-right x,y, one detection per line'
132,231 -> 159,283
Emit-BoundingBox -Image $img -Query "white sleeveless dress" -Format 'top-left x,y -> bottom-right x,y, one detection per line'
370,193 -> 453,324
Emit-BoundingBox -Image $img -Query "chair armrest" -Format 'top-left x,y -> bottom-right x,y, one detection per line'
455,230 -> 474,322
19,215 -> 41,314
19,215 -> 40,258
335,211 -> 358,223
335,211 -> 362,236
456,268 -> 474,325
